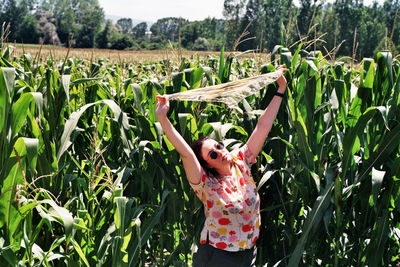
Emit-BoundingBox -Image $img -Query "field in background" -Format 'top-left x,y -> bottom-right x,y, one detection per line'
7,44 -> 270,63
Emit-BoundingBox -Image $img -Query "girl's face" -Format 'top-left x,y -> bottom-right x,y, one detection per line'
200,139 -> 232,169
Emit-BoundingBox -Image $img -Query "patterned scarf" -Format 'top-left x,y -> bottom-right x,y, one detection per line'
166,69 -> 284,107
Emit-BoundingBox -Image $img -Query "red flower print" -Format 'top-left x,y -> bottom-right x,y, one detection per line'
225,204 -> 234,208
238,151 -> 244,161
243,213 -> 252,221
246,170 -> 250,177
212,211 -> 222,218
225,188 -> 232,194
218,218 -> 231,225
216,242 -> 227,249
202,174 -> 206,182
200,240 -> 206,244
239,177 -> 245,186
242,224 -> 252,232
207,200 -> 213,209
229,230 -> 236,235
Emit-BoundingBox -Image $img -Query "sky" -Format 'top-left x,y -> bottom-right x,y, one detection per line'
98,0 -> 225,23
98,0 -> 385,23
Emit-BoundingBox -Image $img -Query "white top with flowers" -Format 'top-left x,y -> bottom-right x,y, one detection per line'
190,145 -> 261,252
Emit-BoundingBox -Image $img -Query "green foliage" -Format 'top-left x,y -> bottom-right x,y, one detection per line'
221,0 -> 400,58
0,31 -> 400,267
193,38 -> 210,51
117,18 -> 133,34
95,20 -> 113,49
110,34 -> 134,50
150,17 -> 189,43
0,0 -> 30,43
2,0 -> 400,57
18,14 -> 41,44
0,0 -> 104,47
52,0 -> 78,45
133,22 -> 147,39
180,19 -> 225,51
73,0 -> 104,48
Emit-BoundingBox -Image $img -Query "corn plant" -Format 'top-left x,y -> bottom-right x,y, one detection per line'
0,36 -> 399,267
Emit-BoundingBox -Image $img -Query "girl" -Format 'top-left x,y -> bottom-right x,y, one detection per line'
155,67 -> 288,266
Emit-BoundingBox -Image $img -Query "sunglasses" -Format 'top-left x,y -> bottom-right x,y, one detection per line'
209,142 -> 224,160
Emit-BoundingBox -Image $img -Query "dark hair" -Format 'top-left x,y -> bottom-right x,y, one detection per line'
190,136 -> 220,177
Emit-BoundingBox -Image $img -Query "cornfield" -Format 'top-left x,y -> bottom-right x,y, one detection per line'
1,38 -> 400,267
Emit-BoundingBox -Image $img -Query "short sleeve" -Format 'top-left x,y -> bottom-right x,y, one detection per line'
189,169 -> 206,201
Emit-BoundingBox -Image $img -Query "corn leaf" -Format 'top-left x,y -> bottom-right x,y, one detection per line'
70,238 -> 90,267
288,182 -> 334,267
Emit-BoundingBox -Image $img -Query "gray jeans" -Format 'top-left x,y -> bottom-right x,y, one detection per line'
193,243 -> 257,267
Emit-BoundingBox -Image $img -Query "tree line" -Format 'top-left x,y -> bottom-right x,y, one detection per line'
227,0 -> 400,59
1,0 -> 399,58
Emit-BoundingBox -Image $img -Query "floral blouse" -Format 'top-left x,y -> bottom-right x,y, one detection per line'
190,145 -> 261,251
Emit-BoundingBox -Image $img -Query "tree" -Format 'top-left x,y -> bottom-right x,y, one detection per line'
74,0 -> 104,48
96,19 -> 112,49
223,0 -> 246,50
53,0 -> 77,46
199,18 -> 218,40
18,14 -> 40,43
202,18 -> 225,50
0,0 -> 40,43
35,0 -> 104,48
38,0 -> 57,11
179,18 -> 226,51
150,17 -> 188,42
236,0 -> 264,51
35,10 -> 61,45
110,34 -> 133,50
181,22 -> 199,48
193,37 -> 210,50
0,0 -> 29,42
117,18 -> 133,34
358,3 -> 386,58
133,22 -> 147,39
382,0 -> 400,46
317,3 -> 339,55
297,0 -> 322,38
333,0 -> 364,56
262,0 -> 294,51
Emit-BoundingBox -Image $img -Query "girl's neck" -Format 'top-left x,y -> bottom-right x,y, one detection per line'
216,163 -> 233,177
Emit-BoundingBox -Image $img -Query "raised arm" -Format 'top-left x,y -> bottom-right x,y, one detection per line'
155,94 -> 203,184
246,68 -> 288,157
